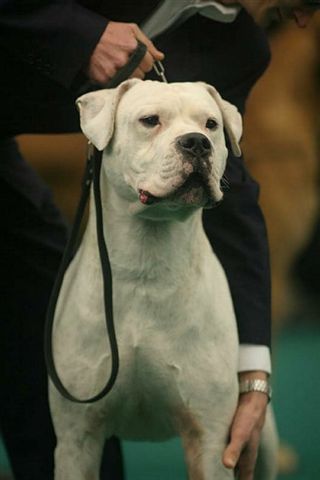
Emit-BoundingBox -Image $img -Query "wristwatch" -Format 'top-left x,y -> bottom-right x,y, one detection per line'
239,379 -> 272,403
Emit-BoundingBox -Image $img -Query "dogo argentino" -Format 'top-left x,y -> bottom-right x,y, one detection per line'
49,79 -> 277,479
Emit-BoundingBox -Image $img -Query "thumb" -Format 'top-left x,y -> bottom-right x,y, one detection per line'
223,439 -> 242,469
147,40 -> 165,61
134,29 -> 164,61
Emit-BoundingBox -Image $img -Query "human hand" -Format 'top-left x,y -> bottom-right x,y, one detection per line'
223,371 -> 269,480
290,7 -> 314,27
87,21 -> 164,84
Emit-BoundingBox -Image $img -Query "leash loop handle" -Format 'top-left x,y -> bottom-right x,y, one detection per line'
45,148 -> 119,404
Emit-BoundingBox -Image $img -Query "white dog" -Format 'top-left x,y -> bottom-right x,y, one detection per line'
49,79 -> 277,479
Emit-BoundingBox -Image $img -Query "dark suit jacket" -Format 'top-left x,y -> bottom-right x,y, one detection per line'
0,0 -> 163,135
0,0 -> 272,348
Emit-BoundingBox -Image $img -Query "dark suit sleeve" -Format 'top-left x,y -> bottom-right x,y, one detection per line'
0,0 -> 108,88
203,153 -> 272,348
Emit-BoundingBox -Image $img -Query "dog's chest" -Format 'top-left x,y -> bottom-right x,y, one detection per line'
53,219 -> 238,440
109,331 -> 184,440
102,277 -> 238,440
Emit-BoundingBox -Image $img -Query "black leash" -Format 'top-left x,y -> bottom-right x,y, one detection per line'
45,42 -> 148,404
45,147 -> 120,403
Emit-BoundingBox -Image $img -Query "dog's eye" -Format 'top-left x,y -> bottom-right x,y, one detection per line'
139,115 -> 160,127
206,118 -> 218,130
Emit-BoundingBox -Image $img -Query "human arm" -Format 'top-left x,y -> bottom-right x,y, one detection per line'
223,370 -> 269,480
0,1 -> 163,89
220,343 -> 271,479
0,1 -> 108,88
203,153 -> 272,480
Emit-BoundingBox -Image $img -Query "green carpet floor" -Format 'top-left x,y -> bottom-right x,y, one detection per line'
272,322 -> 320,480
1,321 -> 320,479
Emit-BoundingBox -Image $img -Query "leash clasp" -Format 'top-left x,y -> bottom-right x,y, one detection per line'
153,60 -> 168,83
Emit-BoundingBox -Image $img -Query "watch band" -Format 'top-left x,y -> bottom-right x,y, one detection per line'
239,379 -> 272,403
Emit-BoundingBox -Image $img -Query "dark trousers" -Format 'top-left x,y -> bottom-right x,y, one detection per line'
0,139 -> 123,480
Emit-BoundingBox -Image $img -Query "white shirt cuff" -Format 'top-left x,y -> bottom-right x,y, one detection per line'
238,344 -> 272,374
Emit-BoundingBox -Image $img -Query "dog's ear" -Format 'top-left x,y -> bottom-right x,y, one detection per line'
76,79 -> 141,151
202,84 -> 242,157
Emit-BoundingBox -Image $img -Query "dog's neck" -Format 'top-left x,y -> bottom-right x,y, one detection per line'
84,176 -> 209,284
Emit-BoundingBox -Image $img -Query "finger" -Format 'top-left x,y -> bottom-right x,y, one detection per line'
223,432 -> 247,470
223,409 -> 255,469
112,50 -> 132,70
292,9 -> 312,27
89,61 -> 117,85
139,51 -> 156,73
130,67 -> 145,80
132,25 -> 164,61
238,431 -> 260,480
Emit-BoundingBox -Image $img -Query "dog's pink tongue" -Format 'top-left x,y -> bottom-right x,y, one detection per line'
139,189 -> 153,205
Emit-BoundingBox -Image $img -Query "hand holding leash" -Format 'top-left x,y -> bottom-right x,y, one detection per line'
86,21 -> 164,85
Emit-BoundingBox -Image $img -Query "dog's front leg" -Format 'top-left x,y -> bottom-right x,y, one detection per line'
54,428 -> 105,480
50,390 -> 108,480
178,413 -> 235,480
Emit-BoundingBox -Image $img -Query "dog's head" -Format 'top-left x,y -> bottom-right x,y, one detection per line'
77,80 -> 242,219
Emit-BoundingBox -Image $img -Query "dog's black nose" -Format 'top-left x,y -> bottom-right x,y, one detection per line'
177,133 -> 212,157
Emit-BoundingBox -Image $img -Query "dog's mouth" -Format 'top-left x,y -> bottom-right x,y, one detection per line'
138,189 -> 160,205
138,172 -> 217,208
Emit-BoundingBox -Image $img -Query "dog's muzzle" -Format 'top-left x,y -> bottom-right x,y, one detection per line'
138,132 -> 217,207
177,132 -> 213,194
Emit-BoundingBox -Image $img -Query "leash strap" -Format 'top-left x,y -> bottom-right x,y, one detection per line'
45,147 -> 119,403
